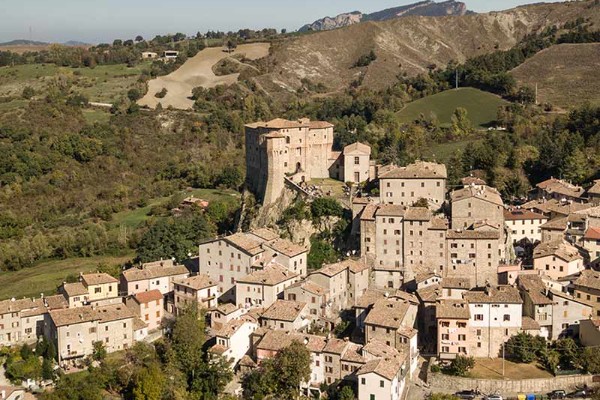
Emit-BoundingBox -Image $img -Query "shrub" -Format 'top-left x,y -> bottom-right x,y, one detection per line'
22,86 -> 35,99
310,197 -> 343,220
353,50 -> 377,68
445,355 -> 475,377
155,88 -> 168,98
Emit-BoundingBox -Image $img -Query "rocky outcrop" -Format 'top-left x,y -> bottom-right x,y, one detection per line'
299,1 -> 470,32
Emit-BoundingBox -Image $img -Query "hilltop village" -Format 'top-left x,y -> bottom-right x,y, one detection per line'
2,117 -> 600,398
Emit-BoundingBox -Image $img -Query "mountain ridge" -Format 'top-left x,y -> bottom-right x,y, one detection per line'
299,0 -> 471,32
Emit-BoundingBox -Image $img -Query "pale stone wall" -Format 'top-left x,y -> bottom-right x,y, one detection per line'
533,255 -> 583,281
359,372 -> 401,400
507,218 -> 546,243
428,372 -> 595,395
374,215 -> 403,270
343,153 -> 370,183
380,178 -> 446,207
445,237 -> 501,287
451,197 -> 504,230
86,282 -> 119,302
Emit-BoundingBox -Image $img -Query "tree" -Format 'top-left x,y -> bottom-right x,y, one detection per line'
582,347 -> 600,374
132,363 -> 165,400
155,88 -> 168,99
307,237 -> 338,271
226,39 -> 238,53
554,338 -> 581,370
171,305 -> 205,381
92,341 -> 107,361
505,332 -> 545,363
540,347 -> 560,375
446,355 -> 475,377
561,148 -> 588,184
310,197 -> 343,220
127,88 -> 142,102
338,385 -> 356,400
22,86 -> 35,99
135,35 -> 144,42
412,198 -> 429,208
451,107 -> 473,137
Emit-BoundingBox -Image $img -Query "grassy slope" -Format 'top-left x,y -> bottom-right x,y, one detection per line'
0,62 -> 151,104
511,43 -> 600,108
397,88 -> 508,128
0,253 -> 133,301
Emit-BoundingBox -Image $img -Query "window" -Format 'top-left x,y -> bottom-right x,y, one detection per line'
458,322 -> 466,328
354,156 -> 360,165
370,395 -> 375,400
442,334 -> 449,340
361,378 -> 366,385
380,380 -> 384,388
475,314 -> 484,321
94,287 -> 101,294
458,334 -> 466,341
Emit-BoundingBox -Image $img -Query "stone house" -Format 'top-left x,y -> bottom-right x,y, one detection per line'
540,217 -> 569,243
46,304 -> 135,364
378,161 -> 447,208
582,226 -> 600,266
587,180 -> 600,206
450,185 -> 505,231
236,262 -> 300,309
209,317 -> 258,369
533,177 -> 585,202
259,300 -> 309,331
336,142 -> 372,183
125,289 -> 163,332
504,209 -> 548,243
173,274 -> 218,314
59,273 -> 120,308
573,270 -> 600,317
364,298 -> 417,353
209,303 -> 245,329
120,260 -> 190,297
436,299 -> 471,359
357,341 -> 410,400
445,229 -> 502,287
532,240 -> 584,280
198,229 -> 307,302
463,286 -> 523,358
284,280 -> 328,320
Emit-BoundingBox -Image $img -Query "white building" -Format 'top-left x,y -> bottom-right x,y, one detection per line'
236,263 -> 300,309
533,240 -> 584,281
504,209 -> 548,243
210,317 -> 258,369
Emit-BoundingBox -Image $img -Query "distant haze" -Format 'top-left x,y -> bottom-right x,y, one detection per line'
1,0 -> 565,44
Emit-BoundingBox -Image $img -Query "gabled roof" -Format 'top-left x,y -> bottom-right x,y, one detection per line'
311,259 -> 367,277
533,240 -> 582,262
245,118 -> 332,130
536,178 -> 584,198
588,180 -> 600,195
441,277 -> 470,289
224,233 -> 265,256
122,263 -> 189,282
344,142 -> 371,156
517,275 -> 554,306
504,209 -> 548,221
62,282 -> 88,297
463,286 -> 523,304
286,280 -> 327,296
264,239 -> 307,258
375,204 -> 406,217
49,304 -> 135,327
451,185 -> 503,207
436,299 -> 470,319
461,176 -> 486,186
261,300 -> 306,322
573,270 -> 600,291
133,289 -> 163,304
238,263 -> 298,286
404,207 -> 432,221
81,273 -> 118,286
364,299 -> 410,329
585,227 -> 600,241
379,161 -> 447,180
256,330 -> 326,353
540,217 -> 568,231
175,274 -> 216,290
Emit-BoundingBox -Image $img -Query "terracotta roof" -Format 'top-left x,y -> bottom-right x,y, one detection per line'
240,355 -> 257,367
415,272 -> 441,283
224,233 -> 265,256
250,228 -> 280,242
392,290 -> 419,305
49,304 -> 135,327
588,180 -> 600,195
133,289 -> 163,304
416,284 -> 442,303
341,342 -> 366,363
62,282 -> 88,297
360,204 -> 378,221
246,118 -> 332,130
436,299 -> 470,319
355,289 -> 388,309
122,263 -> 189,282
517,275 -> 554,306
312,259 -> 356,277
404,207 -> 432,221
357,356 -> 402,381
215,303 -> 238,315
133,318 -> 147,331
574,270 -> 600,291
286,280 -> 327,296
533,240 -> 582,262
0,386 -> 24,399
548,201 -> 593,216
463,286 -> 523,304
447,229 -> 500,240
461,176 -> 486,186
375,204 -> 406,217
0,298 -> 45,316
540,217 -> 568,231
536,178 -> 584,198
44,294 -> 69,310
261,300 -> 306,322
379,161 -> 447,180
441,277 -> 470,289
238,263 -> 298,285
504,209 -> 547,221
81,273 -> 118,286
256,330 -> 326,353
309,120 -> 334,129
585,227 -> 600,241
265,239 -> 307,257
364,299 -> 411,329
430,218 -> 449,230
209,344 -> 228,355
344,142 -> 371,156
216,319 -> 254,339
175,274 -> 216,290
323,338 -> 350,354
451,185 -> 503,207
522,316 -> 540,331
346,259 -> 370,274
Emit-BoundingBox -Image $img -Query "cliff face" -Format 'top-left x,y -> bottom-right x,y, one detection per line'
299,1 -> 470,32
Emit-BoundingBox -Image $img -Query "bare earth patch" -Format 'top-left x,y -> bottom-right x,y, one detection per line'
138,43 -> 270,110
470,358 -> 552,380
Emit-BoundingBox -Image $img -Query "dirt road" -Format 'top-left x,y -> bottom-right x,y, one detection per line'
138,43 -> 270,110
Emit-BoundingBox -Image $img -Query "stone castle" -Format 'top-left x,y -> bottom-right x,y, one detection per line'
245,118 -> 371,204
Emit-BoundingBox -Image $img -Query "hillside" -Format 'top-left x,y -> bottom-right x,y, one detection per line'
258,0 -> 600,96
397,87 -> 508,128
511,43 -> 600,108
299,1 -> 470,32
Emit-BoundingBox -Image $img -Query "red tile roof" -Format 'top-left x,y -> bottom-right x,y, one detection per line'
134,289 -> 163,304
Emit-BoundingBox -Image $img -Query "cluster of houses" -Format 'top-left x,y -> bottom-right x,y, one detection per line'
5,118 -> 600,399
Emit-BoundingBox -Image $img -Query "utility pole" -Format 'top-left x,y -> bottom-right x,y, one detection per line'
535,83 -> 539,105
455,69 -> 459,90
502,342 -> 505,377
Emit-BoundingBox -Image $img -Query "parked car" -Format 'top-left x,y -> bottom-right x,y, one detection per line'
454,390 -> 479,399
484,395 -> 503,400
566,389 -> 587,398
548,390 -> 567,399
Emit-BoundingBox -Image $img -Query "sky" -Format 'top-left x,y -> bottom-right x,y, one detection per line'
0,0 -> 563,44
